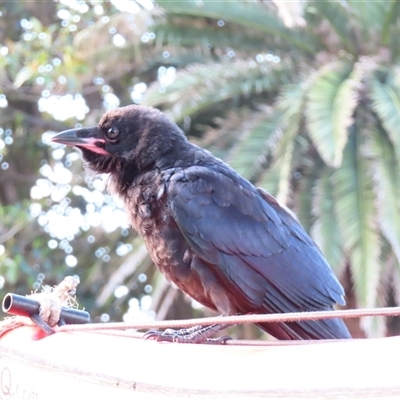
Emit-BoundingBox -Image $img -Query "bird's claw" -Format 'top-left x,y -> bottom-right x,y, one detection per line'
143,329 -> 170,342
205,335 -> 232,344
143,326 -> 205,343
143,325 -> 231,344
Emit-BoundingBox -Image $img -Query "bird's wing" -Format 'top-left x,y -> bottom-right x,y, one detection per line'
167,165 -> 345,316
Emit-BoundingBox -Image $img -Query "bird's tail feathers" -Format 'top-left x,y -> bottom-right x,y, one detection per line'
256,315 -> 351,340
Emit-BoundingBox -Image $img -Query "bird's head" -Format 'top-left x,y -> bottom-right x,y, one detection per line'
51,105 -> 187,187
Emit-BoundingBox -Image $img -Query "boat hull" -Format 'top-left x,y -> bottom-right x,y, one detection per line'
0,326 -> 399,399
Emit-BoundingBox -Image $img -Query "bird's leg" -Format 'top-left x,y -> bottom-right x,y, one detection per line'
143,323 -> 232,344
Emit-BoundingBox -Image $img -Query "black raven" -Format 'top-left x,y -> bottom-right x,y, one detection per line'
51,105 -> 351,341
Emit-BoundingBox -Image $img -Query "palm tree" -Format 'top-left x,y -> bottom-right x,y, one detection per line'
132,0 -> 400,337
4,0 -> 400,338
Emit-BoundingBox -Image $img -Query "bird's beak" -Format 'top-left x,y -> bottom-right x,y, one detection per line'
51,127 -> 110,156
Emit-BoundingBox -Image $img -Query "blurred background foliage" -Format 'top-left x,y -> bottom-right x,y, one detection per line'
1,0 -> 400,339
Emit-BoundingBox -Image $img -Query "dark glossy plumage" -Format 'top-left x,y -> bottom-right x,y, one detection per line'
52,105 -> 351,340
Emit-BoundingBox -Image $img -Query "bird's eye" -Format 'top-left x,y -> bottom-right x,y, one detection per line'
106,127 -> 120,141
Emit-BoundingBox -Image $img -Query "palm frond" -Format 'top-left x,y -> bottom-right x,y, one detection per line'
144,59 -> 295,122
148,47 -> 215,69
333,128 -> 381,321
256,140 -> 295,206
305,60 -> 361,167
381,0 -> 400,46
256,82 -> 305,204
369,127 -> 400,265
295,169 -> 317,234
389,250 -> 400,308
348,0 -> 391,38
154,23 -> 275,53
370,71 -> 400,161
388,24 -> 400,61
311,169 -> 344,275
199,109 -> 254,160
157,0 -> 317,54
225,110 -> 277,180
311,1 -> 359,54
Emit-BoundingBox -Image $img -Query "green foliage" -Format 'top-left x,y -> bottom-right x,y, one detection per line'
225,111 -> 274,179
310,1 -> 359,54
305,61 -> 360,167
333,130 -> 381,312
257,83 -> 304,203
370,71 -> 400,161
146,0 -> 400,337
2,0 -> 400,339
154,23 -> 268,52
369,128 -> 400,265
157,0 -> 317,53
311,170 -> 344,274
145,60 -> 295,121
